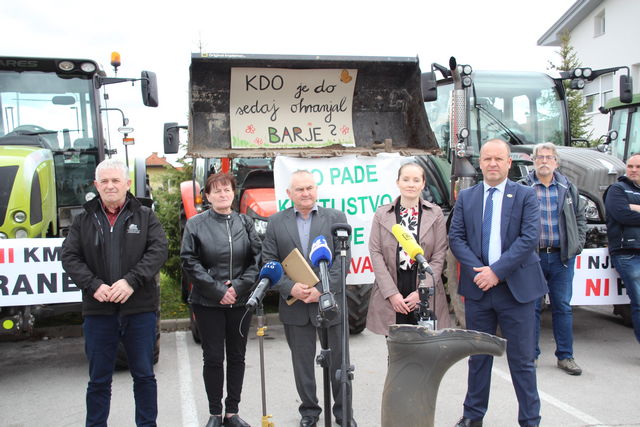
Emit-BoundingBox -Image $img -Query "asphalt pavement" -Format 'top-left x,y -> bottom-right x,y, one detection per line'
1,306 -> 639,427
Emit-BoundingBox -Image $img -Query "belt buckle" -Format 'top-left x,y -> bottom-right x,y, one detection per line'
545,247 -> 552,253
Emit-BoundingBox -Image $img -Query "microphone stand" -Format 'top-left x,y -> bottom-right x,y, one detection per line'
316,261 -> 338,427
415,267 -> 437,330
255,303 -> 274,427
333,227 -> 354,427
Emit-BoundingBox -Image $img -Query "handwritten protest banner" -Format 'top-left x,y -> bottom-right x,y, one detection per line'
230,68 -> 357,149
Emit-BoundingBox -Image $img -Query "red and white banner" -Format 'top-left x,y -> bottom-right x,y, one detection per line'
571,248 -> 630,305
0,238 -> 81,307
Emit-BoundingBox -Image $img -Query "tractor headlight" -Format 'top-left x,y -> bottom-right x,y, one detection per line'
58,61 -> 75,71
253,218 -> 268,237
0,232 -> 7,239
14,229 -> 28,238
13,211 -> 27,223
580,195 -> 600,222
80,62 -> 96,73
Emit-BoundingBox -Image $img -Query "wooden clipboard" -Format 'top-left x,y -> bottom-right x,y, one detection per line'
282,248 -> 319,305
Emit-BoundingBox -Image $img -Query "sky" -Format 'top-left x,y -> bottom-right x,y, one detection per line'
1,0 -> 576,164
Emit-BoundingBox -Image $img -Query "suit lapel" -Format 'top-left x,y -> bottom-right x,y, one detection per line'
310,207 -> 327,243
284,209 -> 303,253
470,185 -> 485,241
501,180 -> 515,244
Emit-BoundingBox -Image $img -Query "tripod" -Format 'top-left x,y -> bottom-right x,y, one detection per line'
333,223 -> 355,427
316,262 -> 338,427
255,303 -> 275,427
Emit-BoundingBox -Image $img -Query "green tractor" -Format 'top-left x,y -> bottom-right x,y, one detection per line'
0,55 -> 158,335
601,93 -> 640,162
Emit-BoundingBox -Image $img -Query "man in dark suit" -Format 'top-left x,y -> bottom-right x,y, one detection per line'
262,170 -> 352,427
449,139 -> 547,427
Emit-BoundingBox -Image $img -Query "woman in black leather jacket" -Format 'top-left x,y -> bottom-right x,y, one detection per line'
181,172 -> 261,427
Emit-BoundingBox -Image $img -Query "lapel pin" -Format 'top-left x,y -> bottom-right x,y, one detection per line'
506,194 -> 513,198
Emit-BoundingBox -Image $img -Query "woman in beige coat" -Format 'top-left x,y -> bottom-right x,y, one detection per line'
366,162 -> 451,335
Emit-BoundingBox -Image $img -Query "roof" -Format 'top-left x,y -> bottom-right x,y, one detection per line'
537,0 -> 604,46
145,152 -> 173,168
605,94 -> 640,110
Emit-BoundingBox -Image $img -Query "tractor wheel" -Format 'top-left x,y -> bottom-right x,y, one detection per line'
346,283 -> 373,335
445,250 -> 465,328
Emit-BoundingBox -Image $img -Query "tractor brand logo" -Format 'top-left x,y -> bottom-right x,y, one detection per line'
0,248 -> 15,263
0,59 -> 38,68
127,224 -> 140,234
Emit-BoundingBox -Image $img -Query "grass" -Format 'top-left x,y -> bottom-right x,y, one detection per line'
160,272 -> 190,319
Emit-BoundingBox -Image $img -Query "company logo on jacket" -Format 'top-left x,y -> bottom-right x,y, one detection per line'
127,224 -> 140,234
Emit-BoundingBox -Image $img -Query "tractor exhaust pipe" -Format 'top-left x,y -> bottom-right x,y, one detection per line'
381,324 -> 506,427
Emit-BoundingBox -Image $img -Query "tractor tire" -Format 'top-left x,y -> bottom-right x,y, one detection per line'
613,304 -> 633,327
445,250 -> 465,328
346,283 -> 373,335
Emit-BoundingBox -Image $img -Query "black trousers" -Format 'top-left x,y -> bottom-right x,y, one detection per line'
192,304 -> 252,415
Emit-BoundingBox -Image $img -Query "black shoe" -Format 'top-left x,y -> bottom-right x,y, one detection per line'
336,418 -> 357,426
300,415 -> 318,427
206,415 -> 223,427
455,417 -> 483,427
224,414 -> 251,427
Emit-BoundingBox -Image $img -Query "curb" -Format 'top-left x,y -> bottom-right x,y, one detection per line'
160,312 -> 282,332
24,313 -> 282,338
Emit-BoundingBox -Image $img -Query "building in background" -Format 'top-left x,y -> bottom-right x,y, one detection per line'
538,0 -> 640,138
145,152 -> 175,191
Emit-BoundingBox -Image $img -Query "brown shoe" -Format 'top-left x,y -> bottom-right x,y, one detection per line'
557,358 -> 582,375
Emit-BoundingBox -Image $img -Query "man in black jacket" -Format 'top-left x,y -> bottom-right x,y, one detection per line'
62,158 -> 167,427
605,153 -> 640,345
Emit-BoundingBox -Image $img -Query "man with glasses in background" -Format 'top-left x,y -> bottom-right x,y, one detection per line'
522,143 -> 586,375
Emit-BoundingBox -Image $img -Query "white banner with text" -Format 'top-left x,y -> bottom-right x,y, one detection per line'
274,154 -> 405,285
0,238 -> 81,307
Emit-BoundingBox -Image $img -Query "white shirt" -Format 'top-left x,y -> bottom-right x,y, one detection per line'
483,179 -> 508,265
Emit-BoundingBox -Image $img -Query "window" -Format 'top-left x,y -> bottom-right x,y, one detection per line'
583,73 -> 613,114
594,10 -> 605,37
584,80 -> 598,114
601,73 -> 614,106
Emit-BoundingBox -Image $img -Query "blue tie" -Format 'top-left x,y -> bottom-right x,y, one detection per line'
482,187 -> 497,265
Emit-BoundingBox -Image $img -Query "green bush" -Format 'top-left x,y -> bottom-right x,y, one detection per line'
154,159 -> 192,319
160,272 -> 189,319
154,161 -> 192,281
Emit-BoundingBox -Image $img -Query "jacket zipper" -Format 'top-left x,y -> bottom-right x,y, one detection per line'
225,216 -> 233,307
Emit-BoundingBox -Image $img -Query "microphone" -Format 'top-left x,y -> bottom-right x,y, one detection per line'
310,235 -> 332,267
331,223 -> 352,240
391,224 -> 433,274
246,261 -> 283,310
309,235 -> 338,315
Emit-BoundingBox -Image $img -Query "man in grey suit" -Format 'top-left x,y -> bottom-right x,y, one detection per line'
262,170 -> 352,427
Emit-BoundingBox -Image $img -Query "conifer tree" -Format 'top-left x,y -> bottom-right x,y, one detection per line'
548,30 -> 592,144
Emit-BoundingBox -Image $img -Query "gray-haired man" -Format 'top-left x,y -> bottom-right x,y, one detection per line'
522,143 -> 586,375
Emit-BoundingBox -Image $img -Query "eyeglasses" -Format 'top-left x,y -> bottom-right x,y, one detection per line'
534,155 -> 556,161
